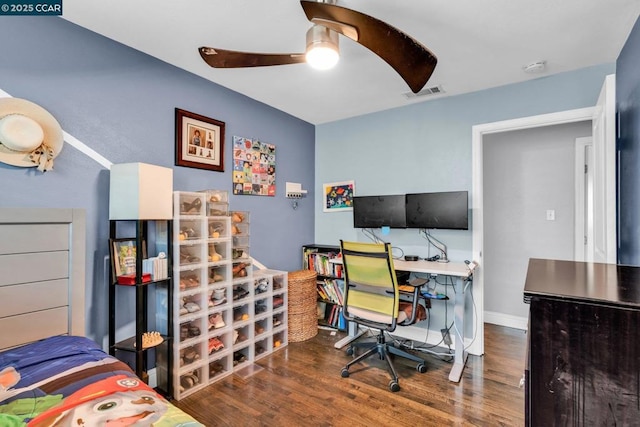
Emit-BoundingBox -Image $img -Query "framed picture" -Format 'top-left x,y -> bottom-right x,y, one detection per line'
231,135 -> 276,196
175,108 -> 225,172
110,238 -> 146,278
323,180 -> 355,212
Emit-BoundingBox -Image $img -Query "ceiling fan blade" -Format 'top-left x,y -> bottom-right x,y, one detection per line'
300,0 -> 437,93
199,47 -> 306,68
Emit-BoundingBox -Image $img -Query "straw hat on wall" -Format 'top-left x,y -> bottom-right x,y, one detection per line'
0,98 -> 63,172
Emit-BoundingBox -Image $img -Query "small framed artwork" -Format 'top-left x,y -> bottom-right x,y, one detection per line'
175,108 -> 225,172
323,180 -> 355,212
110,238 -> 146,278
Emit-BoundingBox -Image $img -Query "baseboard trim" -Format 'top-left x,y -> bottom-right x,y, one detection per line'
484,311 -> 528,330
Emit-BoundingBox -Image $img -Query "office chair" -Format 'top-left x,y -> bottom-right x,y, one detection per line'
339,240 -> 427,392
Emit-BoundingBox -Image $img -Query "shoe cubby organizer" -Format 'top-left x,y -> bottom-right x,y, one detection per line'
173,191 -> 233,400
172,191 -> 289,400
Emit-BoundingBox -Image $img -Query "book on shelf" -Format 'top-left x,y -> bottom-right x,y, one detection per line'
316,279 -> 344,305
317,301 -> 327,320
317,299 -> 347,330
142,256 -> 168,281
316,282 -> 329,301
303,247 -> 319,270
305,250 -> 342,278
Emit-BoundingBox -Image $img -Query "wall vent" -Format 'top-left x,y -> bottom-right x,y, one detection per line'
403,84 -> 445,99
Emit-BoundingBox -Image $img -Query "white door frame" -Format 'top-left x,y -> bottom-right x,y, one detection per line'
574,137 -> 594,262
470,107 -> 595,356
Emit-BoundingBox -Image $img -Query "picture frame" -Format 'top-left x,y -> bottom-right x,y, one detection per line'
175,108 -> 225,172
110,238 -> 146,278
231,135 -> 277,196
323,180 -> 355,212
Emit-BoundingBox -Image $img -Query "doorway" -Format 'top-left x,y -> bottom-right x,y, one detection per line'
482,122 -> 592,328
469,107 -> 596,356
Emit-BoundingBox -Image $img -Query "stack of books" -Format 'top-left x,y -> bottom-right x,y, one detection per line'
142,253 -> 169,280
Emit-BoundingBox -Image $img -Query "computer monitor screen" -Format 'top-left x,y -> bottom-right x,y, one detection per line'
353,195 -> 407,228
406,191 -> 469,230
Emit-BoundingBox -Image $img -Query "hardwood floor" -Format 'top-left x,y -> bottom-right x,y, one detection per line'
174,324 -> 526,426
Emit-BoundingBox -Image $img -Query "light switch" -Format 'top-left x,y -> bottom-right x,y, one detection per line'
546,210 -> 555,221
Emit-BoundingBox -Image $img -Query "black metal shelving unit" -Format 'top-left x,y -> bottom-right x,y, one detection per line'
108,219 -> 173,397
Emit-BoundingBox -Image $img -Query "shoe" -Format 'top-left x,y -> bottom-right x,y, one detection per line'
212,297 -> 227,306
209,313 -> 225,329
180,372 -> 199,390
233,287 -> 249,300
209,272 -> 224,283
233,352 -> 246,364
255,278 -> 268,294
180,227 -> 197,239
188,325 -> 200,337
181,198 -> 202,214
210,362 -> 224,376
234,311 -> 249,321
184,302 -> 200,313
208,337 -> 225,353
232,263 -> 247,278
182,348 -> 200,365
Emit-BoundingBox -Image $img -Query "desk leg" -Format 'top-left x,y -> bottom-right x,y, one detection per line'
334,321 -> 365,349
449,278 -> 468,382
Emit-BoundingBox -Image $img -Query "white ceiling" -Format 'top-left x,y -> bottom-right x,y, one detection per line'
61,0 -> 640,125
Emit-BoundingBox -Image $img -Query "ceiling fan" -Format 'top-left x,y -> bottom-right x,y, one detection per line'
198,0 -> 437,93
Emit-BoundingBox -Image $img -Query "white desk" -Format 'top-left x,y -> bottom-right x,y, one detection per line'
335,258 -> 474,383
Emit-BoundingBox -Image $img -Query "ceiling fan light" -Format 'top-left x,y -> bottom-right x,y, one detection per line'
305,25 -> 339,70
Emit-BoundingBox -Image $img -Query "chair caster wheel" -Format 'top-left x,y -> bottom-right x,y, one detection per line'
346,347 -> 354,356
417,363 -> 427,373
341,368 -> 350,378
389,380 -> 400,392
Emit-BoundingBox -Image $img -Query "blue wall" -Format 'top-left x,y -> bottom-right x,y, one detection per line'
315,63 -> 615,258
617,16 -> 640,265
0,17 -> 315,343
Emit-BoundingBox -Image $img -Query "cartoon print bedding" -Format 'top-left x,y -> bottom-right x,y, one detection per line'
0,335 -> 203,426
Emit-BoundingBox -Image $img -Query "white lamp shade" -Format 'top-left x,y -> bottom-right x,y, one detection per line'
109,163 -> 173,220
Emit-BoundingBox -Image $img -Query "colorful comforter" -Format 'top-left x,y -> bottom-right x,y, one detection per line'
0,335 -> 203,426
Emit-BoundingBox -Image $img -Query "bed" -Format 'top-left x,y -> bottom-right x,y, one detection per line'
0,208 -> 203,426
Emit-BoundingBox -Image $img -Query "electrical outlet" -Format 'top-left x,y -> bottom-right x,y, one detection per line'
441,328 -> 452,346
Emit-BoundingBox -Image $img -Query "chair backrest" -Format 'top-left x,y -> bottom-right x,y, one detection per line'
340,240 -> 399,331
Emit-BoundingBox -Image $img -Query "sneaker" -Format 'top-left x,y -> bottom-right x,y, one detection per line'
208,337 -> 225,353
209,313 -> 225,329
212,297 -> 227,306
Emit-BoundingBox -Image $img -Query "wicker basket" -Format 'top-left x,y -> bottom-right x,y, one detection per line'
287,269 -> 318,342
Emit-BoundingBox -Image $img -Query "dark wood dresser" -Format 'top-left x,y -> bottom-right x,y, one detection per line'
523,258 -> 640,426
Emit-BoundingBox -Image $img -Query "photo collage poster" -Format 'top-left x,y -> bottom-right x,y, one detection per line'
232,136 -> 276,196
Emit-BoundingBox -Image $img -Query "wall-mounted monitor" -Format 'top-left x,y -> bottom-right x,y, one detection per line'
406,191 -> 469,230
353,195 -> 407,228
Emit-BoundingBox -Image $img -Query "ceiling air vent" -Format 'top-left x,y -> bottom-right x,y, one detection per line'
403,85 -> 445,99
